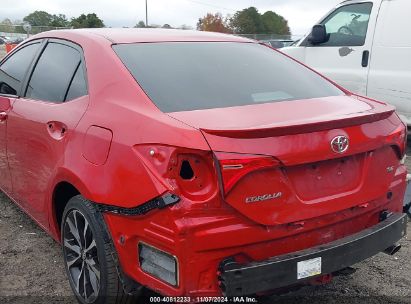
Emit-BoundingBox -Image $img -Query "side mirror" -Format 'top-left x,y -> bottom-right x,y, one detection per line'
308,24 -> 330,45
0,95 -> 11,111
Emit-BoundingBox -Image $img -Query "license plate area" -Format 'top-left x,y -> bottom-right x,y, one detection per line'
297,257 -> 322,280
286,154 -> 364,201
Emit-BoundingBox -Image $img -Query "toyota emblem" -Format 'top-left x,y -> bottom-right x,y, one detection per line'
331,135 -> 349,153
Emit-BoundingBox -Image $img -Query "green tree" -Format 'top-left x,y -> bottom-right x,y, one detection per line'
229,7 -> 291,35
70,13 -> 104,29
261,11 -> 290,35
23,11 -> 53,26
50,14 -> 70,28
197,13 -> 231,33
229,7 -> 264,34
135,20 -> 146,28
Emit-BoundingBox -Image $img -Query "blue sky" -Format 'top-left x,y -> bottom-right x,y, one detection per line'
0,0 -> 340,35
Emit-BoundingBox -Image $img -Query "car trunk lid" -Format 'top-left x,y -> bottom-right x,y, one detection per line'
167,95 -> 403,225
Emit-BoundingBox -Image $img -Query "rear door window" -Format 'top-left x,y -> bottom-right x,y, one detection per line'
0,42 -> 40,96
25,42 -> 85,103
65,63 -> 87,101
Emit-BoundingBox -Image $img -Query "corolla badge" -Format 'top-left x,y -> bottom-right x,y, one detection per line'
245,192 -> 282,203
331,135 -> 349,154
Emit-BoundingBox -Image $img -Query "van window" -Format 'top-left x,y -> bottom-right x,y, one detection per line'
319,2 -> 373,47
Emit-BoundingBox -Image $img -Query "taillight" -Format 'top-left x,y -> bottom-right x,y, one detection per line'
386,122 -> 407,159
214,152 -> 280,194
134,145 -> 218,201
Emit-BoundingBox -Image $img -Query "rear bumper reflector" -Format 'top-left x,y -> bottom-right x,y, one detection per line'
219,213 -> 408,296
138,242 -> 178,286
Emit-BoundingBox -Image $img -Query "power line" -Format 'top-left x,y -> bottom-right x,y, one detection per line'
183,0 -> 236,12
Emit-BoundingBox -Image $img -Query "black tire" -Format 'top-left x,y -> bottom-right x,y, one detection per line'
61,195 -> 140,304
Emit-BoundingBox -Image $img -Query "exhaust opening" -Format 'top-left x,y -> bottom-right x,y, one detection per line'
383,244 -> 401,256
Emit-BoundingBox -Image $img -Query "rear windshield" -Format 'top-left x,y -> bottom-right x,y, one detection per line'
113,42 -> 343,112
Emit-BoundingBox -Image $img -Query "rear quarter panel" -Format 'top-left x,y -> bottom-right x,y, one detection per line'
48,35 -> 210,237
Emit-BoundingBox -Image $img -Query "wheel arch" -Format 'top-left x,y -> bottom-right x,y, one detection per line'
49,167 -> 95,241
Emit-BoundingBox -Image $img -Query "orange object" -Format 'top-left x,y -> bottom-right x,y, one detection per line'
5,43 -> 17,53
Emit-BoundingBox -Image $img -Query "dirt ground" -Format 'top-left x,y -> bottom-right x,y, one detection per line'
0,46 -> 410,303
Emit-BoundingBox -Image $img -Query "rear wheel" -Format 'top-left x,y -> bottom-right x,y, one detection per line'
61,195 -> 140,304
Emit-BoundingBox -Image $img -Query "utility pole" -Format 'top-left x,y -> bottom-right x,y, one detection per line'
145,0 -> 148,27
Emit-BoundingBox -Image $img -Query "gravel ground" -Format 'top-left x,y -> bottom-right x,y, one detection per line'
0,47 -> 410,303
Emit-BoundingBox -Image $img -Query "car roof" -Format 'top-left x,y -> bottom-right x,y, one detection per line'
33,28 -> 253,44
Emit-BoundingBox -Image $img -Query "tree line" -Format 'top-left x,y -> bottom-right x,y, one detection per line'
197,7 -> 291,35
135,7 -> 291,35
0,10 -> 104,34
0,6 -> 290,35
25,10 -> 104,28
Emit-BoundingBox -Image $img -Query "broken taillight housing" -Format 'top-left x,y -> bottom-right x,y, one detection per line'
386,122 -> 407,159
134,145 -> 219,201
214,152 -> 280,194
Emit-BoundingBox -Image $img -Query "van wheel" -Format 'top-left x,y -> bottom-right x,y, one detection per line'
61,195 -> 140,304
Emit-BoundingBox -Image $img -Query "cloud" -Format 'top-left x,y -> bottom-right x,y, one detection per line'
0,0 -> 341,34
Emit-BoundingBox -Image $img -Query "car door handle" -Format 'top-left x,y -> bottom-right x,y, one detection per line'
0,111 -> 7,123
362,50 -> 370,67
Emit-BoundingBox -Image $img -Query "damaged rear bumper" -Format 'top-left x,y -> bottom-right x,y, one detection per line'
219,213 -> 408,296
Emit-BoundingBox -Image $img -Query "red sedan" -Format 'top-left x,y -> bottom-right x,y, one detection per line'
0,28 -> 407,303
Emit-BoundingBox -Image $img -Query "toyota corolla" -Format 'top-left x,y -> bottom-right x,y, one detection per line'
0,28 -> 407,303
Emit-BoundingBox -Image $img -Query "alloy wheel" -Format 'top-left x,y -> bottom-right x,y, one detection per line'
63,209 -> 100,303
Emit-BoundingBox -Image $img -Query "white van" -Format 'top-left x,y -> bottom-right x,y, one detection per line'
282,0 -> 411,125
